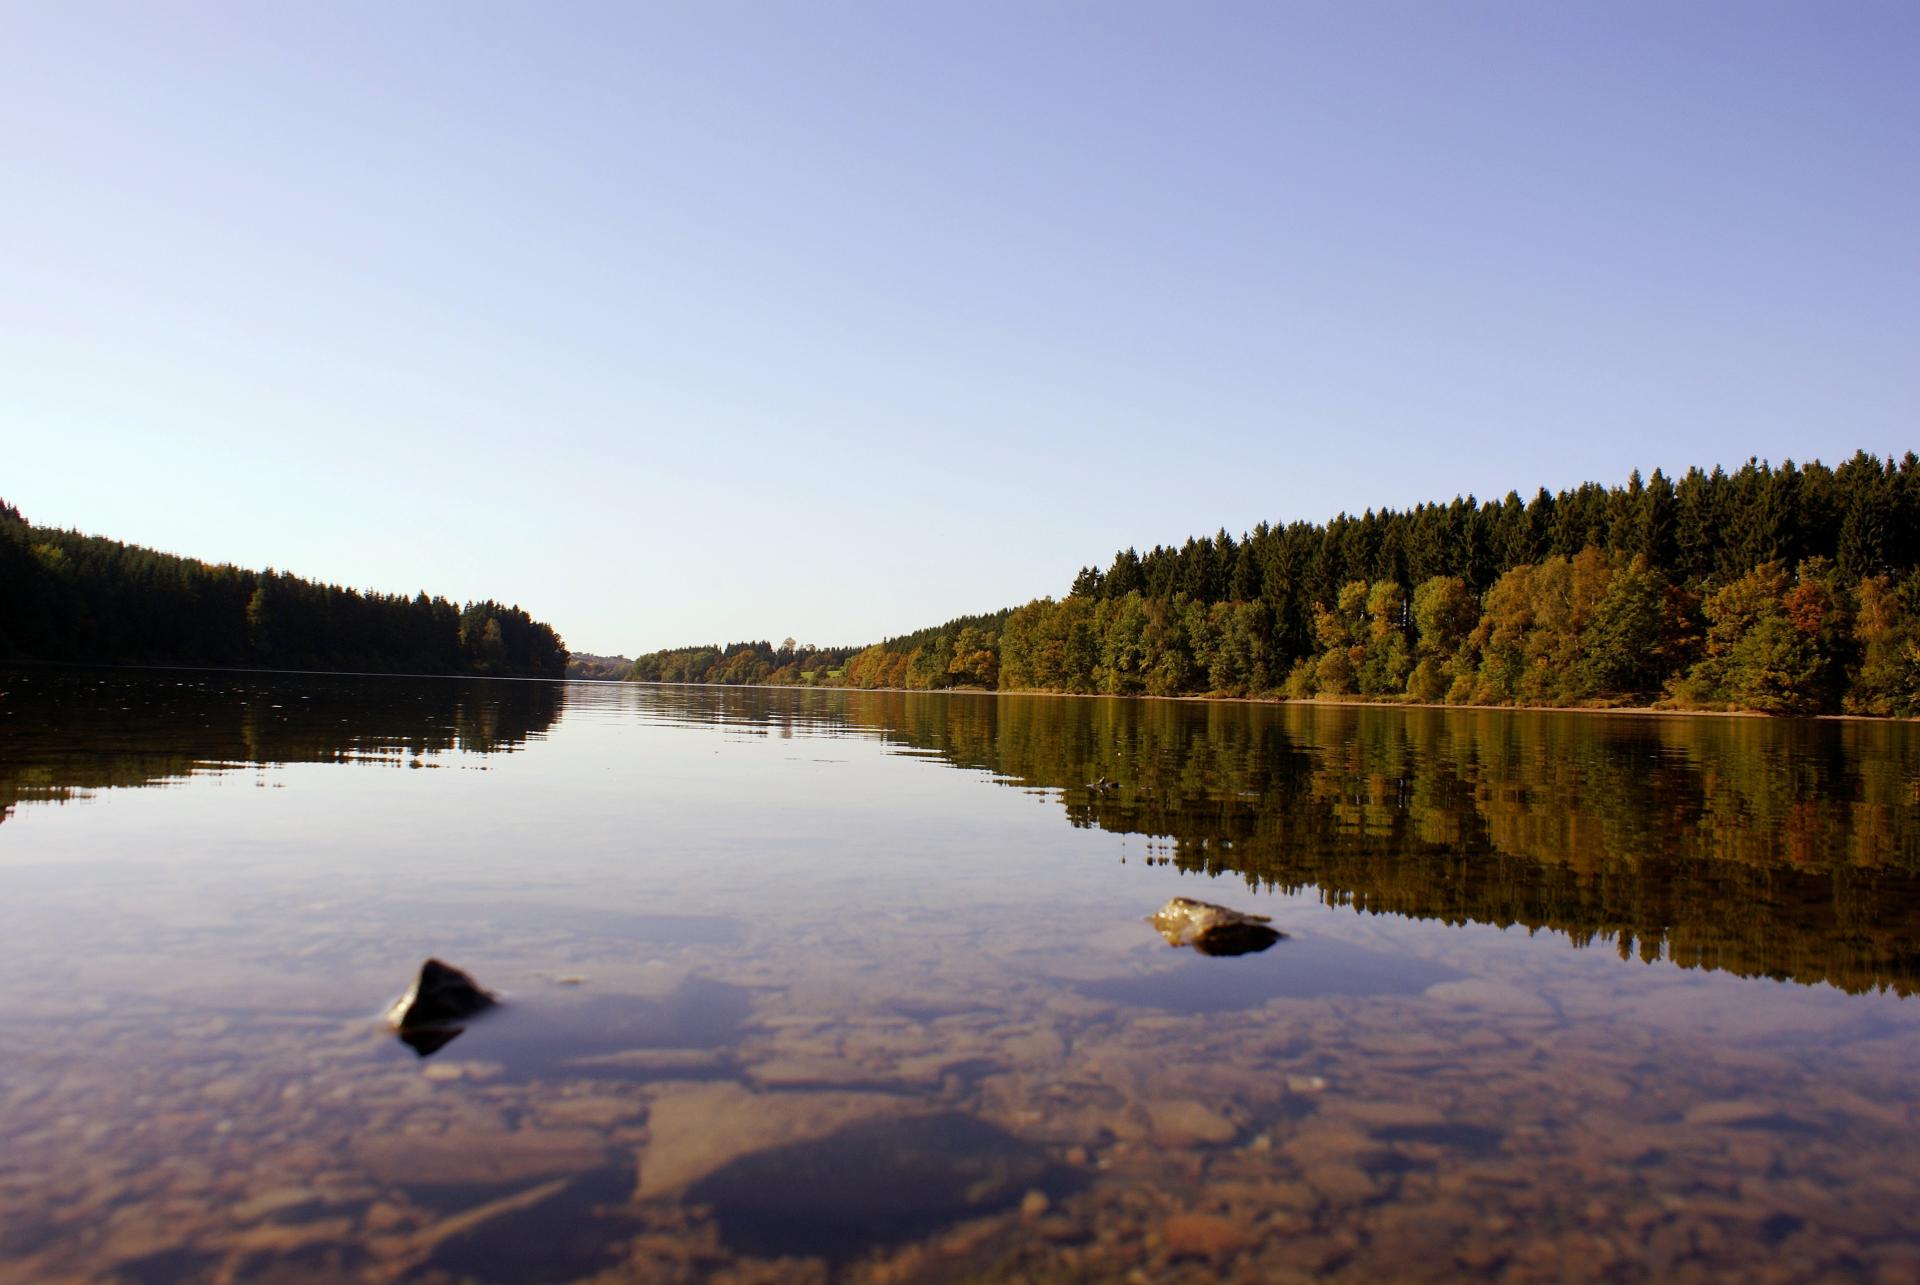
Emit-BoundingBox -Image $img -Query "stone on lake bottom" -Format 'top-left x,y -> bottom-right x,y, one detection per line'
1145,1099 -> 1238,1147
684,1112 -> 1050,1260
351,1127 -> 607,1187
636,1083 -> 908,1199
1682,1099 -> 1785,1128
1164,1212 -> 1255,1259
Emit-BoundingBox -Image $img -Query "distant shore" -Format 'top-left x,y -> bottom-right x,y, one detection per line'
610,678 -> 1910,724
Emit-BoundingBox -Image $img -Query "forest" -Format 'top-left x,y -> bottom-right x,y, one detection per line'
0,502 -> 568,678
621,452 -> 1920,717
617,613 -> 1011,691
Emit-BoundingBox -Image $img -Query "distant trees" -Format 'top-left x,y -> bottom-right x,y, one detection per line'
0,503 -> 567,678
624,613 -> 1014,692
627,639 -> 859,687
621,451 -> 1920,718
565,653 -> 634,681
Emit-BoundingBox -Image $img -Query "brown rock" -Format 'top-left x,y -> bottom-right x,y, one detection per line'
350,1128 -> 607,1187
1147,898 -> 1283,955
1145,1100 -> 1237,1147
1284,1124 -> 1374,1166
635,1083 -> 904,1199
1456,1241 -> 1508,1271
1808,1085 -> 1910,1129
379,1178 -> 570,1267
1267,1181 -> 1322,1212
220,1217 -> 356,1256
1036,1215 -> 1089,1244
1682,1099 -> 1780,1128
98,1212 -> 193,1266
386,959 -> 496,1030
228,1186 -> 321,1223
1337,1100 -> 1447,1129
360,1202 -> 412,1232
1164,1212 -> 1254,1259
1303,1162 -> 1378,1205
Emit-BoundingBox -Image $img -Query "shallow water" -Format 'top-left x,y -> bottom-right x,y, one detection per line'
2,668 -> 1919,1282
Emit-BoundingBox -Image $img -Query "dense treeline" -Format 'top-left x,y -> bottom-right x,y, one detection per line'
627,638 -> 861,686
0,504 -> 567,678
566,652 -> 636,681
624,451 -> 1920,716
625,611 -> 1011,690
1014,452 -> 1920,715
837,610 -> 1011,690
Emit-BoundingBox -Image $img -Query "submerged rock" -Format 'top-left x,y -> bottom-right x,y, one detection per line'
1147,898 -> 1284,957
387,959 -> 498,1048
684,1112 -> 1054,1260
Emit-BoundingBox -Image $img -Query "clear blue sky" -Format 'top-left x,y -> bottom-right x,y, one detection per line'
4,3 -> 1914,655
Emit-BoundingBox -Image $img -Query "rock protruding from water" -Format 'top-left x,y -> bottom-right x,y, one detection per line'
1147,897 -> 1284,957
388,958 -> 498,1036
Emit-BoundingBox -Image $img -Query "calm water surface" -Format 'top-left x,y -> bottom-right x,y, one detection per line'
2,668 -> 1919,1283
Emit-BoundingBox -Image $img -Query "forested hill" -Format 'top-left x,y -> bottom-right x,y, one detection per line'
0,503 -> 568,678
622,452 -> 1920,716
621,611 -> 1010,690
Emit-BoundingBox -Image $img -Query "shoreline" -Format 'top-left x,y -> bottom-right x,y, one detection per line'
0,657 -> 569,685
612,678 -> 1910,725
23,660 -> 1895,725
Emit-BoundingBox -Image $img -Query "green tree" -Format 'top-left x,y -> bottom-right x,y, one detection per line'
1849,574 -> 1920,716
1358,580 -> 1411,695
946,626 -> 999,689
1409,575 -> 1479,702
1675,563 -> 1826,713
1412,576 -> 1478,658
1578,556 -> 1672,698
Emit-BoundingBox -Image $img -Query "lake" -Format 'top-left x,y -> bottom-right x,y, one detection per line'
2,668 -> 1918,1283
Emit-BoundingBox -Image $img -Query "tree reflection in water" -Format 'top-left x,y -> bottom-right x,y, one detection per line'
646,685 -> 1920,995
